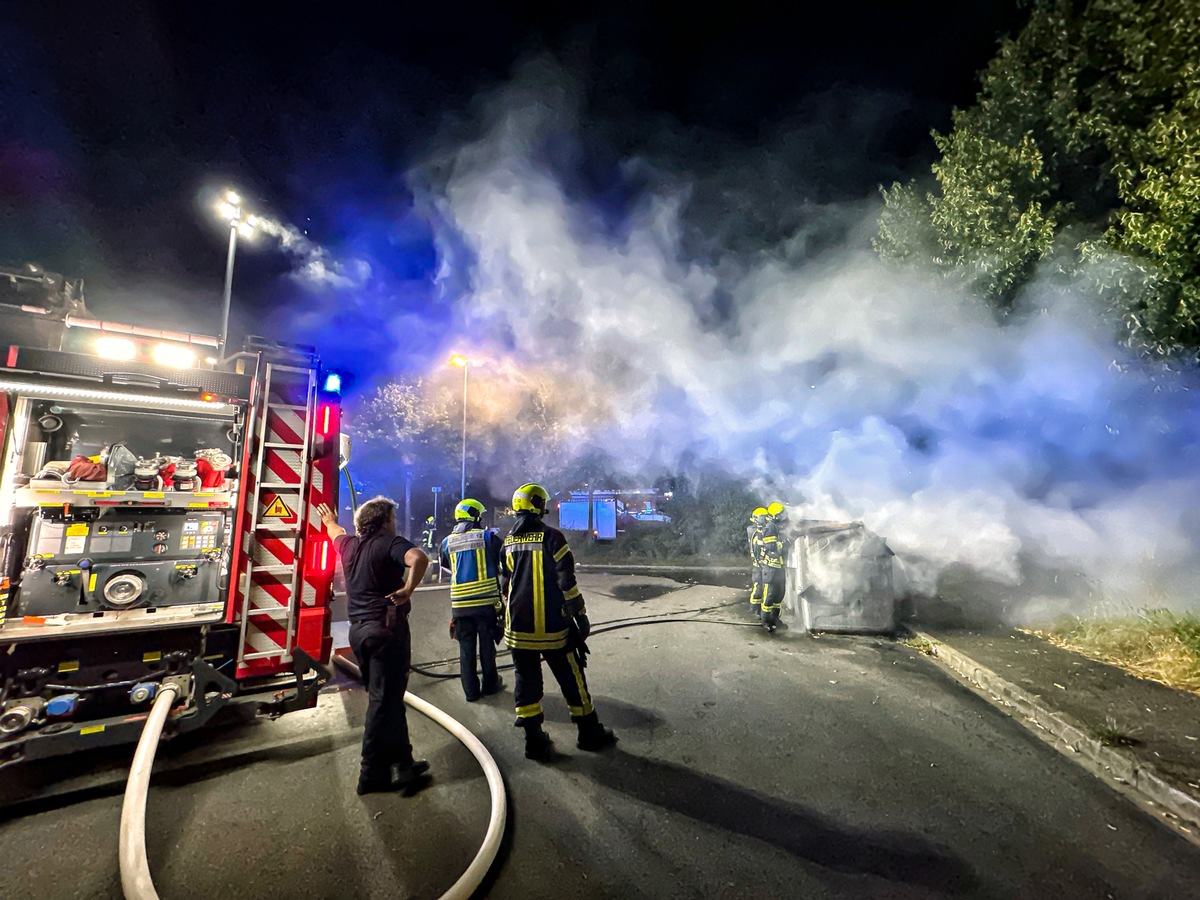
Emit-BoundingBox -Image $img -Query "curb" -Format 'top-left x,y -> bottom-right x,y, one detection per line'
913,630 -> 1200,847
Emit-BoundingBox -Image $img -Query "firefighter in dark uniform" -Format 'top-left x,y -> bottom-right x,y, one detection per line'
318,498 -> 430,795
748,506 -> 767,618
420,515 -> 437,582
500,483 -> 616,760
439,498 -> 505,702
760,501 -> 788,632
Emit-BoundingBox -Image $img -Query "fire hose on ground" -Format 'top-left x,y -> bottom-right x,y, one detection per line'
331,650 -> 507,900
115,603 -> 750,898
116,666 -> 507,900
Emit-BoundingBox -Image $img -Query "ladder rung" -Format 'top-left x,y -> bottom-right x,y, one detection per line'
241,650 -> 291,661
250,564 -> 296,574
258,482 -> 301,489
247,606 -> 290,617
264,442 -> 305,449
267,403 -> 309,413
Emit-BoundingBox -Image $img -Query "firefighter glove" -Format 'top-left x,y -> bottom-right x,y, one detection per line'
575,613 -> 591,641
449,618 -> 456,640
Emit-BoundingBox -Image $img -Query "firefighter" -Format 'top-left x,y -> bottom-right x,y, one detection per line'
760,501 -> 788,632
500,483 -> 616,760
318,498 -> 430,795
421,515 -> 436,552
440,498 -> 505,702
748,506 -> 768,618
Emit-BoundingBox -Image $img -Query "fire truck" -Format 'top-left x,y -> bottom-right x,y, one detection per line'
0,265 -> 341,766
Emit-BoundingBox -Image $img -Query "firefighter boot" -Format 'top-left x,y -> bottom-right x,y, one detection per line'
576,712 -> 617,751
523,725 -> 553,761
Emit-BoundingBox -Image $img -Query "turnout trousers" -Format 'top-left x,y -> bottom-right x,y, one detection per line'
455,611 -> 501,700
749,565 -> 765,615
511,647 -> 594,728
349,617 -> 414,780
760,569 -> 785,628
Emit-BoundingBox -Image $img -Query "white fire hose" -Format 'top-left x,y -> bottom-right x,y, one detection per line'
119,681 -> 180,900
402,689 -> 508,900
117,661 -> 507,900
333,651 -> 509,900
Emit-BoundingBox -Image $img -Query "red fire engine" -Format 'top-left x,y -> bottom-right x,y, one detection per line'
0,267 -> 340,766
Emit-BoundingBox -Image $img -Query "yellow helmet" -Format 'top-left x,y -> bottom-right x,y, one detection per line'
512,483 -> 550,515
455,498 -> 486,521
766,501 -> 787,520
752,506 -> 768,525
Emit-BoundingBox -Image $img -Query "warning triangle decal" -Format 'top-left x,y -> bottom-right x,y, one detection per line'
263,496 -> 293,518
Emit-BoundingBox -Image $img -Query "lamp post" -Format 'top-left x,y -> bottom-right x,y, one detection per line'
450,354 -> 470,498
213,190 -> 258,359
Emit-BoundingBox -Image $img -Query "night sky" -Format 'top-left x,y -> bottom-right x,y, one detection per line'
1,0 -> 1023,359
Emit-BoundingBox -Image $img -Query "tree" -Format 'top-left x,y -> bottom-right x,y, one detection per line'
876,0 -> 1200,349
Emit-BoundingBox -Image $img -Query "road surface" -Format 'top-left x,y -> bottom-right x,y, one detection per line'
1,573 -> 1197,898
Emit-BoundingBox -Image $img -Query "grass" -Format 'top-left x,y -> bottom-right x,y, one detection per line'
1026,608 -> 1200,694
1091,715 -> 1143,748
900,634 -> 938,656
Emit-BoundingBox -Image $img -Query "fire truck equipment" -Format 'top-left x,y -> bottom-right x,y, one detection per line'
133,458 -> 164,491
0,699 -> 43,734
128,682 -> 158,705
0,308 -> 339,766
45,693 -> 79,717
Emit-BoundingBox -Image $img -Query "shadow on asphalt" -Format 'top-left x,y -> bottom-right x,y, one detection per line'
576,750 -> 978,892
601,583 -> 688,604
531,695 -> 666,731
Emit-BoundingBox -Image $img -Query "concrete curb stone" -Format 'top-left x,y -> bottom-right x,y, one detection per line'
914,629 -> 1200,847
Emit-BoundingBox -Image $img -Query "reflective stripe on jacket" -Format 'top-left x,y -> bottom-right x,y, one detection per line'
440,523 -> 503,612
761,522 -> 786,570
500,513 -> 583,651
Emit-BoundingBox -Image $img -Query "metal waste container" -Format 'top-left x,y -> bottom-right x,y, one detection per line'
785,521 -> 896,634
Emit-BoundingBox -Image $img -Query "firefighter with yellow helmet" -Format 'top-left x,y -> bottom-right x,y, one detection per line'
748,507 -> 768,618
439,498 -> 505,702
500,482 -> 616,760
760,501 -> 789,632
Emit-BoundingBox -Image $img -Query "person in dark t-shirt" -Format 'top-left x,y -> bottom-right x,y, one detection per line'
318,497 -> 429,795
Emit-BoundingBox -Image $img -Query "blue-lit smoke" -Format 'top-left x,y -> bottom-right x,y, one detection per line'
273,59 -> 1200,620
385,61 -> 1200,620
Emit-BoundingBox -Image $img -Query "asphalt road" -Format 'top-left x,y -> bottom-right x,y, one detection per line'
1,573 -> 1199,899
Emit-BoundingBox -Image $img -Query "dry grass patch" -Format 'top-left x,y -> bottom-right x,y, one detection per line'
1025,609 -> 1200,694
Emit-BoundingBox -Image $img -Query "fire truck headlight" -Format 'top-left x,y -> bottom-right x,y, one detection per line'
152,343 -> 195,368
97,337 -> 137,360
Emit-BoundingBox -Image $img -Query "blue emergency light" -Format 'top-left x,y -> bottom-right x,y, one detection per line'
323,373 -> 342,394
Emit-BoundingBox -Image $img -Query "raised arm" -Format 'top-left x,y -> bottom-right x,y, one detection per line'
316,503 -> 346,539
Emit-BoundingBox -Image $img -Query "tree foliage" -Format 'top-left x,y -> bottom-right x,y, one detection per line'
875,0 -> 1200,350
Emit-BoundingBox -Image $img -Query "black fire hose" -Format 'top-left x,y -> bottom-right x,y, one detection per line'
409,604 -> 762,680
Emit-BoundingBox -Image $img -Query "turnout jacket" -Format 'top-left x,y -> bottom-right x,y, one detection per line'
747,524 -> 764,566
499,513 -> 585,651
439,522 -> 504,615
760,520 -> 787,572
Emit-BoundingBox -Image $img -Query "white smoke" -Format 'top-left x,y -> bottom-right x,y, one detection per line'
251,215 -> 371,289
410,59 -> 1200,620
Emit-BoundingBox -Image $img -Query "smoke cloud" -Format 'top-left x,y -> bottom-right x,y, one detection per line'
394,58 -> 1200,622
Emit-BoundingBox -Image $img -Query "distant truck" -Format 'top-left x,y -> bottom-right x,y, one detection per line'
555,489 -> 671,541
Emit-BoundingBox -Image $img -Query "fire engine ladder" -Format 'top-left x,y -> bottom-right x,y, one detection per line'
236,362 -> 317,667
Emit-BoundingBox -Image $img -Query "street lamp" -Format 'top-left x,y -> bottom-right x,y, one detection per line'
450,354 -> 470,498
213,189 -> 257,358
